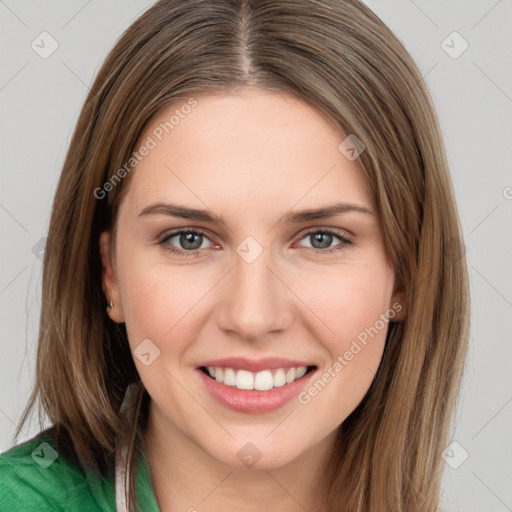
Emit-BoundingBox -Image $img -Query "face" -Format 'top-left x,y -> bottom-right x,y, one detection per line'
100,88 -> 404,469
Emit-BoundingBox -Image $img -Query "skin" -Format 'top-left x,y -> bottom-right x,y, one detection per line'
100,88 -> 404,512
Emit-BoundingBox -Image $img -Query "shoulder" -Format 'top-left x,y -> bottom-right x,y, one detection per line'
0,429 -> 114,512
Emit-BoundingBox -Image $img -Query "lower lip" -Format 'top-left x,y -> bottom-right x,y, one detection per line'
195,367 -> 316,414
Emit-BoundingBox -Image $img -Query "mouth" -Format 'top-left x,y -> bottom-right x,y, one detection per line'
198,365 -> 317,391
195,359 -> 318,414
195,364 -> 318,414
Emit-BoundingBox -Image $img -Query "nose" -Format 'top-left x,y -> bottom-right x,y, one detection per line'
215,247 -> 294,342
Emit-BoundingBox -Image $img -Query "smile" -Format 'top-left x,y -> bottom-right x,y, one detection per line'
195,358 -> 318,414
200,365 -> 314,391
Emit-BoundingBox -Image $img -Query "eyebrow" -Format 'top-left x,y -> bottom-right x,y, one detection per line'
137,201 -> 374,225
280,202 -> 374,223
138,202 -> 227,225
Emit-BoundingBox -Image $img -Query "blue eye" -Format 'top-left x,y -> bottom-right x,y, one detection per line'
158,229 -> 213,258
297,229 -> 353,253
158,228 -> 353,258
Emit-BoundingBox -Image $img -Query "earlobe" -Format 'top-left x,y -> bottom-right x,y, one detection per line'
99,231 -> 124,323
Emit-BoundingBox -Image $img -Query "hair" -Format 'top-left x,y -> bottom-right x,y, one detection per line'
14,0 -> 470,510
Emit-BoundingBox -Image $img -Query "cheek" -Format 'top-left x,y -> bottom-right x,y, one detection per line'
115,244 -> 217,359
115,247 -> 216,412
292,259 -> 394,397
297,259 -> 393,337
295,263 -> 393,415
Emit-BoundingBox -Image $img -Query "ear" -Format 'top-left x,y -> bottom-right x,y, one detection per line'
99,231 -> 125,323
389,288 -> 406,322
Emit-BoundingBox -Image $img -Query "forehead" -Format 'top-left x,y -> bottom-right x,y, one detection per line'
120,89 -> 371,219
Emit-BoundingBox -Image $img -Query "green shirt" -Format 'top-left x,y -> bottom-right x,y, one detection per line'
0,432 -> 161,511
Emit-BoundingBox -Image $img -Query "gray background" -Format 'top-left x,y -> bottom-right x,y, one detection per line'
1,1 -> 511,511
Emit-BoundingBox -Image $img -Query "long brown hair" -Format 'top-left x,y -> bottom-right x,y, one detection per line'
15,0 -> 470,510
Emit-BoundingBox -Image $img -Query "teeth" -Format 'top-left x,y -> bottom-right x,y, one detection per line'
254,370 -> 273,391
204,365 -> 310,390
273,368 -> 286,387
223,368 -> 236,386
295,366 -> 307,379
285,368 -> 296,384
236,370 -> 254,390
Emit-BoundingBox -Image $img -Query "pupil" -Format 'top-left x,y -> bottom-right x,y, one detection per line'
178,232 -> 333,251
181,233 -> 201,250
312,233 -> 332,249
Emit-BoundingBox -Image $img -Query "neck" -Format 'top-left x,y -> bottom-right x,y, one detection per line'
143,400 -> 334,512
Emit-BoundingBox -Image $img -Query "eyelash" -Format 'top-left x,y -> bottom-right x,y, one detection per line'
157,228 -> 353,259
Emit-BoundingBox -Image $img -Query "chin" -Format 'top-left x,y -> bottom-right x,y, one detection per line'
205,436 -> 307,471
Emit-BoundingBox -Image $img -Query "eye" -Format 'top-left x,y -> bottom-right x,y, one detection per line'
296,229 -> 353,253
158,228 -> 215,258
157,227 -> 353,259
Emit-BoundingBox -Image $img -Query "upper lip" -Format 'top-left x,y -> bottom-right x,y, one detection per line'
198,357 -> 316,373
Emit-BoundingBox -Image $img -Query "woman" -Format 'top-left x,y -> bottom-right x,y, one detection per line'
0,0 -> 469,511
